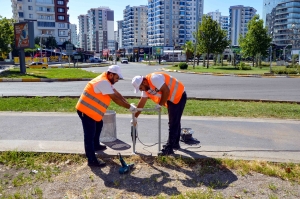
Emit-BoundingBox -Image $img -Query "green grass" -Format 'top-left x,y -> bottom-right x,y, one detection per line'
0,97 -> 299,119
165,65 -> 278,75
0,68 -> 101,79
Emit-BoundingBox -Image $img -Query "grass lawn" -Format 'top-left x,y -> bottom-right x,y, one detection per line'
0,97 -> 299,120
0,68 -> 101,79
165,64 -> 278,75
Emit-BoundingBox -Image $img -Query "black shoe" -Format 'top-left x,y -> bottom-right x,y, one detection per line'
163,144 -> 180,150
88,160 -> 106,167
158,147 -> 174,156
94,144 -> 107,151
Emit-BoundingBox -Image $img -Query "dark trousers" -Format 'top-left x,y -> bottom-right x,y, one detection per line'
167,91 -> 187,148
77,110 -> 103,163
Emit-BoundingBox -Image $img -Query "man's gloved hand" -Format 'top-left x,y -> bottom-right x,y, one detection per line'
129,103 -> 137,113
131,117 -> 137,126
154,104 -> 161,111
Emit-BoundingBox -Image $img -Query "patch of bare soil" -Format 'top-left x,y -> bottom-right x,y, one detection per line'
0,157 -> 299,199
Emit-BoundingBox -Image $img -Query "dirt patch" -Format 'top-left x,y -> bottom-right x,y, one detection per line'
0,157 -> 299,198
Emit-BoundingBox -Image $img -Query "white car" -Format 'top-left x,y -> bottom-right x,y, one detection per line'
121,58 -> 128,64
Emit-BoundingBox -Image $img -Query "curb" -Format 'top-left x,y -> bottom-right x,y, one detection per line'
0,78 -> 93,82
0,95 -> 299,104
161,68 -> 300,78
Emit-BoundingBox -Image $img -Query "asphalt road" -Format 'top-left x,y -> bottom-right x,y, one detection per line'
0,63 -> 300,102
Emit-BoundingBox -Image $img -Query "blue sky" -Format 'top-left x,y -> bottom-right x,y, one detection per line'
1,0 -> 263,30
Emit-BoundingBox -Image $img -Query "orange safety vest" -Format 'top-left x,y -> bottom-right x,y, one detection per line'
76,72 -> 111,121
145,72 -> 184,106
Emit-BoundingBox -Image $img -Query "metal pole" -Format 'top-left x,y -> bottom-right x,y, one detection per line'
158,109 -> 161,152
148,46 -> 150,65
270,46 -> 272,73
132,112 -> 136,154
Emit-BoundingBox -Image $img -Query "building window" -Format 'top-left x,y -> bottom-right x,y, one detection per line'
28,0 -> 32,2
28,6 -> 32,10
58,16 -> 65,20
18,12 -> 24,18
57,0 -> 64,5
29,14 -> 33,18
58,8 -> 65,13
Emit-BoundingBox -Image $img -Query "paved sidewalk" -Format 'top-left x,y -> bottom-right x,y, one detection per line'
0,112 -> 299,163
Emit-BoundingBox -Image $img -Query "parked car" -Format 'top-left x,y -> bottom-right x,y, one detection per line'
26,62 -> 48,69
89,57 -> 102,63
121,58 -> 128,64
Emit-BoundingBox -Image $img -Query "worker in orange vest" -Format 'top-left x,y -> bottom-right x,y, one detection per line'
76,65 -> 137,167
131,72 -> 187,156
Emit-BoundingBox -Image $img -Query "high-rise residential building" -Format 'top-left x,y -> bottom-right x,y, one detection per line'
228,5 -> 257,46
263,0 -> 300,51
207,10 -> 229,34
11,0 -> 70,45
78,7 -> 115,53
122,5 -> 148,52
78,14 -> 88,50
70,24 -> 78,47
147,0 -> 204,47
116,20 -> 123,48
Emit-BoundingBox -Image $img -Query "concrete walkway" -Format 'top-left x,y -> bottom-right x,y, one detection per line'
0,112 -> 299,163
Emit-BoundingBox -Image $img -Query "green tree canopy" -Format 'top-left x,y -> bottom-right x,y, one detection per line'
195,15 -> 229,68
239,15 -> 272,67
0,16 -> 14,58
182,40 -> 194,63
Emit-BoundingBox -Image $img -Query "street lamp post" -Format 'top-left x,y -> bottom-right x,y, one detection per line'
40,34 -> 44,59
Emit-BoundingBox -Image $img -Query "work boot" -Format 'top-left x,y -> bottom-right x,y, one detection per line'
94,144 -> 107,151
88,159 -> 106,167
163,143 -> 180,150
158,146 -> 174,156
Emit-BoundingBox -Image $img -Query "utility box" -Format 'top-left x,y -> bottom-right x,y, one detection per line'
100,110 -> 117,142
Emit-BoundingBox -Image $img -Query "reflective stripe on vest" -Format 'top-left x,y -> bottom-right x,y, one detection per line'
145,72 -> 184,104
78,99 -> 105,117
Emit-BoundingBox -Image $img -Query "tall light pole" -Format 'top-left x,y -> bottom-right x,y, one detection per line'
40,34 -> 44,59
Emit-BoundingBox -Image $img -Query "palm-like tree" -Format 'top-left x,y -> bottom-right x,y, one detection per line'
182,41 -> 194,63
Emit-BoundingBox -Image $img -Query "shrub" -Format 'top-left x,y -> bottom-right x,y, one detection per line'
178,62 -> 188,69
238,62 -> 252,70
0,57 -> 4,61
173,64 -> 178,67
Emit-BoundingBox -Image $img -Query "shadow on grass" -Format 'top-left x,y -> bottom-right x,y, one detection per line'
90,151 -> 237,197
0,70 -> 48,79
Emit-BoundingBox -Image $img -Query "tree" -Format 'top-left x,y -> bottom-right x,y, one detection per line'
182,40 -> 194,63
195,16 -> 229,68
239,15 -> 272,67
0,16 -> 14,59
46,36 -> 57,49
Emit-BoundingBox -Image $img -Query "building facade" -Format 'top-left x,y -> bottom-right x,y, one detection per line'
11,0 -> 70,45
85,7 -> 115,53
207,10 -> 229,36
70,24 -> 78,47
78,14 -> 88,50
122,5 -> 148,52
147,0 -> 204,47
228,5 -> 257,46
263,0 -> 300,51
116,20 -> 123,48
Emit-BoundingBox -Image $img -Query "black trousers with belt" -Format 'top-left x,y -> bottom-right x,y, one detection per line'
166,91 -> 187,148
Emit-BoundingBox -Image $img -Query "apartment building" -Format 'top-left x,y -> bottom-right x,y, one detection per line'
78,14 -> 88,50
70,24 -> 78,47
228,5 -> 257,46
11,0 -> 70,45
78,7 -> 115,53
264,0 -> 300,51
147,0 -> 204,47
122,5 -> 148,52
207,10 -> 229,33
116,20 -> 123,48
